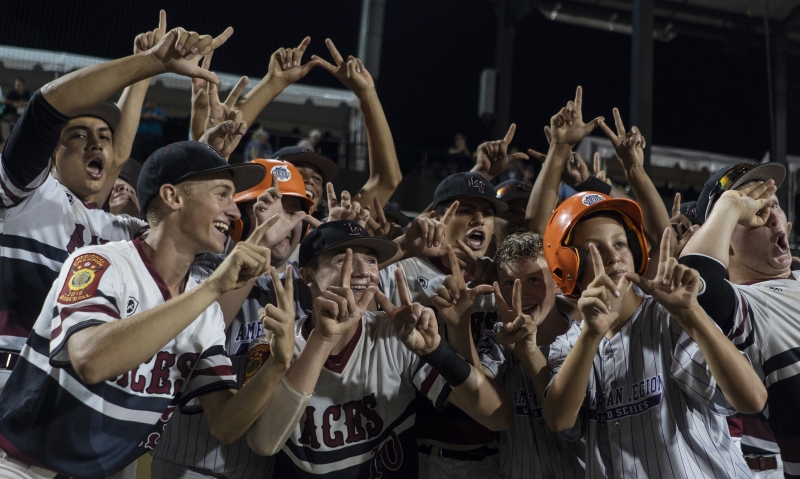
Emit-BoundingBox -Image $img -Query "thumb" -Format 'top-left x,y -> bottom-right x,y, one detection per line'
471,284 -> 495,298
623,272 -> 650,294
375,290 -> 395,313
509,152 -> 529,164
193,68 -> 221,86
299,61 -> 318,76
582,117 -> 604,135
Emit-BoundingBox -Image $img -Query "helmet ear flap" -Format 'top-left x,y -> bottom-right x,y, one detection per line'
572,245 -> 587,285
626,228 -> 643,272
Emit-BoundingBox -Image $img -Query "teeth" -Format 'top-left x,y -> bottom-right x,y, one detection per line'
351,285 -> 367,290
306,190 -> 315,199
213,222 -> 229,232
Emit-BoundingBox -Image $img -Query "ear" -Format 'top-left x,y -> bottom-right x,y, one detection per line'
299,267 -> 316,289
429,210 -> 440,220
158,184 -> 182,213
787,222 -> 793,238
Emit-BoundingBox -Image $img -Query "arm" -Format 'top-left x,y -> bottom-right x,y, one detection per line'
470,124 -> 529,181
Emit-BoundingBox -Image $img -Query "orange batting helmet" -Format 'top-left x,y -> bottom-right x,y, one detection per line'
543,191 -> 649,297
230,159 -> 314,242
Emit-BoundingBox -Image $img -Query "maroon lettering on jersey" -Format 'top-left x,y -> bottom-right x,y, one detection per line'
57,253 -> 110,304
323,405 -> 345,448
173,352 -> 199,394
66,225 -> 86,254
369,431 -> 404,479
300,406 -> 321,449
144,432 -> 160,450
146,351 -> 176,394
114,371 -> 129,388
343,399 -> 366,443
466,175 -> 485,193
362,393 -> 384,438
131,364 -> 148,393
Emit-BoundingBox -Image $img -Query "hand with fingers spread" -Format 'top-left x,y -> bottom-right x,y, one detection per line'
431,247 -> 494,329
208,217 -> 277,295
597,108 -> 646,171
206,77 -> 249,131
473,124 -> 530,180
493,279 -> 538,358
577,244 -> 631,338
365,197 -> 402,239
326,183 -> 367,226
134,10 -> 168,55
376,268 -> 440,356
258,265 -> 297,367
199,112 -> 247,159
313,249 -> 378,342
397,201 -> 456,259
190,52 -> 214,140
264,37 -> 318,89
312,39 -> 374,96
669,192 -> 697,257
549,86 -> 604,147
717,180 -> 778,228
146,22 -> 234,85
251,173 -> 308,248
561,152 -> 591,189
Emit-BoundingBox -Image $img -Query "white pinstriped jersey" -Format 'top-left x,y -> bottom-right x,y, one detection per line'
548,295 -> 752,479
478,317 -> 585,479
246,311 -> 450,478
0,239 -> 235,479
726,273 -> 800,477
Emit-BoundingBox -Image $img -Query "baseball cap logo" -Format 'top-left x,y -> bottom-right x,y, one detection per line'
466,175 -> 485,193
271,166 -> 291,182
344,222 -> 367,236
582,194 -> 605,206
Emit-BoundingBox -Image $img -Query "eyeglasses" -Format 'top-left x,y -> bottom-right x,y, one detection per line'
705,163 -> 755,220
496,183 -> 531,199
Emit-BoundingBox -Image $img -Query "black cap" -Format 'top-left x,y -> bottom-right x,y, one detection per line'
679,201 -> 701,225
432,172 -> 507,213
117,160 -> 142,190
383,201 -> 410,227
137,141 -> 266,218
299,220 -> 398,267
696,163 -> 785,224
70,102 -> 122,131
273,146 -> 339,183
495,179 -> 531,203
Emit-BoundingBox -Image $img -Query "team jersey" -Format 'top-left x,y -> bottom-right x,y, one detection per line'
547,295 -> 751,479
478,317 -> 585,479
0,239 -> 236,479
245,311 -> 450,478
152,257 -> 313,479
726,273 -> 800,477
0,92 -> 145,354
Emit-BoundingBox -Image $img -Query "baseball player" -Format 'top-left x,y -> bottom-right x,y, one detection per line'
680,163 -> 798,478
0,14 -> 229,391
494,179 -> 532,245
541,191 -> 766,478
242,220 -> 513,477
0,141 -> 309,479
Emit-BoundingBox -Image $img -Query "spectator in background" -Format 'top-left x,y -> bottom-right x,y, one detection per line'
447,132 -> 472,175
297,128 -> 321,152
132,98 -> 167,160
108,160 -> 141,218
1,78 -> 32,144
244,127 -> 274,161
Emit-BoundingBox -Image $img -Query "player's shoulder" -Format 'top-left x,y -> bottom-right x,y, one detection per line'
64,240 -> 135,268
734,272 -> 800,296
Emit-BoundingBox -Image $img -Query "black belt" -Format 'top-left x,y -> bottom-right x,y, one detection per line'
418,444 -> 499,461
0,352 -> 18,371
744,455 -> 778,471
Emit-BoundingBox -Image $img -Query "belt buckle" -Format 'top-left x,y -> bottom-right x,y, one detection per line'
435,446 -> 449,460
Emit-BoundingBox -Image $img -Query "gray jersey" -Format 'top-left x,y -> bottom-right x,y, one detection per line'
548,296 -> 751,479
151,257 -> 312,478
478,318 -> 585,479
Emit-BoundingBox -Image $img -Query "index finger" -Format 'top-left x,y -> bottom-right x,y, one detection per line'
158,9 -> 167,34
593,152 -> 601,175
325,38 -> 344,65
326,183 -> 338,207
613,108 -> 626,136
246,213 -> 280,245
201,50 -> 214,70
373,196 -> 389,225
512,279 -> 522,316
394,267 -> 412,305
339,248 -> 353,288
672,192 -> 681,218
659,227 -> 673,264
446,245 -> 462,279
206,27 -> 234,53
503,123 -> 516,144
441,200 -> 459,225
574,86 -> 583,112
375,290 -> 396,314
589,243 -> 605,279
224,76 -> 249,108
283,264 -> 294,302
270,170 -> 281,194
492,282 -> 511,321
297,36 -> 311,52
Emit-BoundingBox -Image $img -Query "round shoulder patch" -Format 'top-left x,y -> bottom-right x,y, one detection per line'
271,165 -> 291,182
244,342 -> 271,385
58,253 -> 110,304
582,194 -> 605,206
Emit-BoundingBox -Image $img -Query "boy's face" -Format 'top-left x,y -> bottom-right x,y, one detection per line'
571,215 -> 636,292
497,257 -> 557,326
301,246 -> 380,302
729,193 -> 792,277
433,197 -> 496,259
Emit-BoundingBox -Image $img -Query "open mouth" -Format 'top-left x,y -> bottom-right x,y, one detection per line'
775,232 -> 789,254
465,229 -> 486,251
521,304 -> 539,316
608,269 -> 626,279
306,189 -> 315,200
86,158 -> 104,179
213,222 -> 230,237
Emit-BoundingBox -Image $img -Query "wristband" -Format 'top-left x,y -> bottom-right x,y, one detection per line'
420,339 -> 471,387
575,176 -> 612,195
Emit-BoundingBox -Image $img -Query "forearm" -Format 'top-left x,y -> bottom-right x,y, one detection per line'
190,91 -> 209,141
515,347 -> 551,399
448,365 -> 514,431
67,280 -> 220,384
625,166 -> 673,259
543,331 -> 601,431
526,143 -> 571,234
675,307 -> 767,413
217,278 -> 257,328
680,203 -> 739,266
446,320 -> 481,367
284,329 -> 336,394
356,89 -> 402,206
246,374 -> 311,455
42,52 -> 165,116
237,76 -> 286,127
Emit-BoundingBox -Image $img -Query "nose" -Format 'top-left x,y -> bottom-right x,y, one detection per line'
469,211 -> 485,226
350,256 -> 370,278
225,198 -> 241,221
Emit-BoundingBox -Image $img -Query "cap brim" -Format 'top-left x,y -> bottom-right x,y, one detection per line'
317,237 -> 399,264
71,103 -> 121,131
185,163 -> 266,194
730,163 -> 786,191
498,191 -> 531,203
384,210 -> 411,227
283,152 -> 339,182
444,195 -> 508,213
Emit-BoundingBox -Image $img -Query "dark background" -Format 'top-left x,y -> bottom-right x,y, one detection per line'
1,0 -> 797,159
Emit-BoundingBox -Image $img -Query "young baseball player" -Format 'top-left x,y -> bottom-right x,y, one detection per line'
0,141 -> 307,479
541,191 -> 767,478
680,163 -> 798,478
243,219 -> 513,477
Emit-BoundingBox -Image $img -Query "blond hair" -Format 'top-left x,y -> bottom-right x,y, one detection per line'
493,232 -> 544,268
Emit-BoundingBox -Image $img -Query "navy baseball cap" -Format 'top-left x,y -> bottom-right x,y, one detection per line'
71,102 -> 121,131
495,179 -> 531,203
299,220 -> 398,267
117,160 -> 142,190
432,172 -> 507,213
137,141 -> 266,218
383,201 -> 411,227
273,146 -> 339,183
696,163 -> 785,224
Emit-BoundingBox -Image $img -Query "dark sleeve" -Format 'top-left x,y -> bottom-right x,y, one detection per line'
1,90 -> 70,190
679,254 -> 736,333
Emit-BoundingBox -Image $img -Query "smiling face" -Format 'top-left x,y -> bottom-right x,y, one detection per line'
109,178 -> 140,217
293,163 -> 324,210
729,194 -> 792,281
52,117 -> 113,202
571,214 -> 636,293
497,257 -> 557,326
434,196 -> 496,259
302,246 -> 380,303
170,172 -> 240,255
245,195 -> 306,266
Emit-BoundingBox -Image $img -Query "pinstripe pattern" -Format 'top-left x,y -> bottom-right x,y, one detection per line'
547,296 -> 752,478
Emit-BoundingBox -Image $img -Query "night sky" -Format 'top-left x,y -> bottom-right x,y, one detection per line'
1,0 -> 797,160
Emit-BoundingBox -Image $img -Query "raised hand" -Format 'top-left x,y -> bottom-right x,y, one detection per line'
625,228 -> 702,318
669,192 -> 697,257
314,249 -> 377,341
135,10 -> 167,54
365,196 -> 401,239
593,152 -> 610,183
198,105 -> 247,160
598,108 -> 646,171
265,37 -> 317,88
148,23 -> 234,85
561,152 -> 590,189
251,172 -> 308,247
493,279 -> 538,358
577,244 -> 630,338
208,216 -> 278,294
474,124 -> 529,179
190,52 -> 214,140
400,201 -> 457,259
326,183 -> 367,226
376,268 -> 440,356
549,86 -> 604,147
258,265 -> 296,367
431,247 -> 494,328
206,77 -> 249,131
717,180 -> 778,228
312,39 -> 375,96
